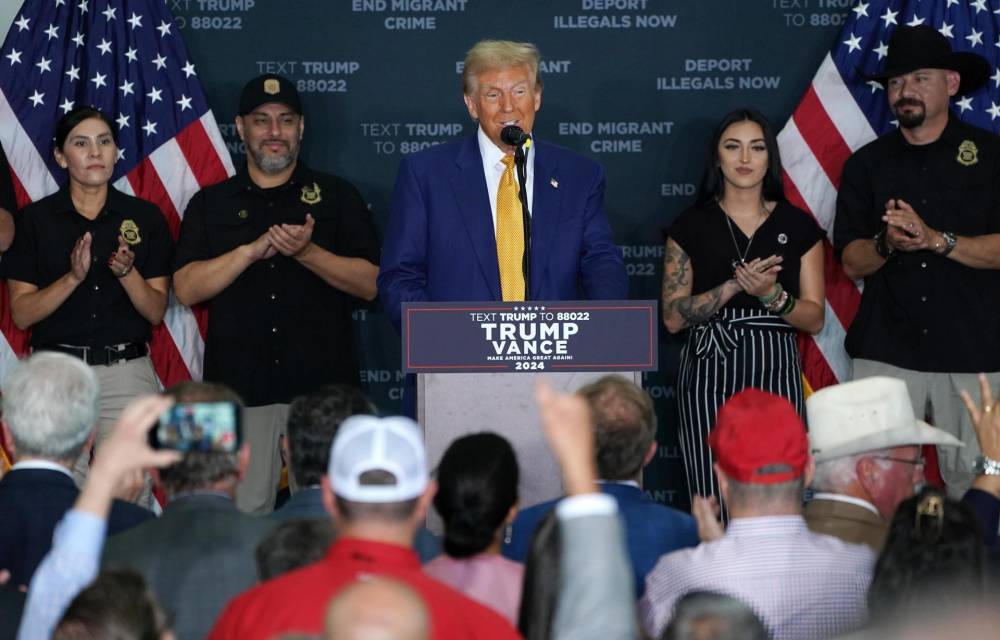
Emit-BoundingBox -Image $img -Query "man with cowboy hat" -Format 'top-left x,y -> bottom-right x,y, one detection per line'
833,24 -> 1000,498
805,376 -> 963,551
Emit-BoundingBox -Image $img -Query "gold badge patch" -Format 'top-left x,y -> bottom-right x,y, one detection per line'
958,140 -> 978,167
237,209 -> 249,219
119,219 -> 141,245
263,78 -> 280,95
300,182 -> 322,205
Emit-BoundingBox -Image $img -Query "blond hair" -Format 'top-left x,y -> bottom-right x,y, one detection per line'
462,39 -> 541,95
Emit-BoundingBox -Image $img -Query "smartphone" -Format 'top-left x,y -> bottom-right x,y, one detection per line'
150,402 -> 241,453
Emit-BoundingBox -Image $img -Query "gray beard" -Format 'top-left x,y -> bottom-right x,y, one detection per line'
250,147 -> 295,174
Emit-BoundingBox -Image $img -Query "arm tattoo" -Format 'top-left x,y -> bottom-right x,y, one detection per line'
662,239 -> 726,328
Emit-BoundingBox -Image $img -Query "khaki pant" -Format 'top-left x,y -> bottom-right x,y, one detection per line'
853,359 -> 1000,499
235,403 -> 290,515
73,356 -> 161,508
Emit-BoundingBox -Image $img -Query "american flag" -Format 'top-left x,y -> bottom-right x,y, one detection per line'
0,0 -> 233,386
779,0 -> 1000,392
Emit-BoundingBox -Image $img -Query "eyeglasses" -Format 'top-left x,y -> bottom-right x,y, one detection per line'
870,455 -> 925,467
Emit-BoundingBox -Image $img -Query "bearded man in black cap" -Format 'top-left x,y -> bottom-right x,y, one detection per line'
173,74 -> 379,514
834,25 -> 1000,498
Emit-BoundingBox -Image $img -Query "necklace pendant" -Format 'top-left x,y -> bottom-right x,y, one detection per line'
731,258 -> 746,270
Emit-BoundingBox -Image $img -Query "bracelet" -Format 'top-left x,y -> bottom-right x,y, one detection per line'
938,231 -> 957,257
116,264 -> 133,278
758,283 -> 783,306
973,455 -> 1000,476
778,294 -> 796,316
874,227 -> 894,259
765,289 -> 789,313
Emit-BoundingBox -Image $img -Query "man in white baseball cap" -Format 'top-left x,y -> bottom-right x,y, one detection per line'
209,415 -> 519,639
805,376 -> 963,551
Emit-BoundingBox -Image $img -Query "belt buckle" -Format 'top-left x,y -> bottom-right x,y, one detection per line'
105,343 -> 127,366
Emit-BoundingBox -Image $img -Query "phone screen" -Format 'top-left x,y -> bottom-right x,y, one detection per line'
153,402 -> 241,453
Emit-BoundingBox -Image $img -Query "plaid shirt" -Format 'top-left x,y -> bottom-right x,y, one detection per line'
639,515 -> 875,639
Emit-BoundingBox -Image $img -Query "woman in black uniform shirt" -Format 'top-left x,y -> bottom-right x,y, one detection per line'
661,108 -> 825,506
5,106 -> 172,491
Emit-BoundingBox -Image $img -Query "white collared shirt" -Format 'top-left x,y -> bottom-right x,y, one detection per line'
810,492 -> 881,516
11,459 -> 74,479
478,125 -> 535,233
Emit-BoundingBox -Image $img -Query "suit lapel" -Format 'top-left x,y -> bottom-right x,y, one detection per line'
449,134 -> 501,300
530,141 -> 564,298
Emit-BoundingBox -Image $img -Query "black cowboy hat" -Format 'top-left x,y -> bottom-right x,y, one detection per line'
865,25 -> 990,95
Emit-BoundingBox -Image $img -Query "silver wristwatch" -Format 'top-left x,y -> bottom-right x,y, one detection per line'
973,455 -> 1000,476
939,231 -> 957,256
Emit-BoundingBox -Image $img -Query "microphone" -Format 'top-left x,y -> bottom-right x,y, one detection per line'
500,125 -> 531,147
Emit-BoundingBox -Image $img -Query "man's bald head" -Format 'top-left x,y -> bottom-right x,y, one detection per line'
324,578 -> 428,640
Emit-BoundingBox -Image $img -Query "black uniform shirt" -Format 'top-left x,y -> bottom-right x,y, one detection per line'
833,115 -> 1000,372
3,187 -> 173,348
173,163 -> 379,406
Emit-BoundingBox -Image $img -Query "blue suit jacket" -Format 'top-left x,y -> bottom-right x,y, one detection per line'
378,133 -> 628,328
0,468 -> 153,587
503,483 -> 699,597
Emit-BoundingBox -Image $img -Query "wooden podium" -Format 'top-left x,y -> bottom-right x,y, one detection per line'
403,300 -> 657,526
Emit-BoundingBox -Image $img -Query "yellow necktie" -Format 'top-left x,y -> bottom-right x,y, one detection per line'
496,155 -> 526,301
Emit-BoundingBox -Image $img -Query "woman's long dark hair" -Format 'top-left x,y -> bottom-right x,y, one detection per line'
517,510 -> 560,640
433,431 -> 519,558
868,486 -> 985,623
695,108 -> 785,207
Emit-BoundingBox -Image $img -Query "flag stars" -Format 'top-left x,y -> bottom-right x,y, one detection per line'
907,15 -> 925,26
972,0 -> 988,12
116,113 -> 130,129
59,98 -> 75,114
146,86 -> 163,104
992,68 -> 1000,87
874,41 -> 889,60
880,7 -> 898,27
128,12 -> 143,29
844,34 -> 863,53
65,64 -> 80,81
176,95 -> 192,111
102,5 -> 116,20
116,149 -> 125,161
867,80 -> 883,93
14,16 -> 29,31
28,90 -> 44,107
71,32 -> 84,47
5,49 -> 22,66
44,24 -> 59,40
956,96 -> 974,113
142,120 -> 158,136
119,80 -> 134,97
152,53 -> 167,70
967,29 -> 984,47
125,47 -> 138,62
945,0 -> 959,7
96,38 -> 112,55
988,101 -> 1000,120
939,22 -> 954,39
156,20 -> 172,37
852,1 -> 869,18
78,0 -> 88,13
35,56 -> 52,74
91,71 -> 107,88
181,61 -> 196,78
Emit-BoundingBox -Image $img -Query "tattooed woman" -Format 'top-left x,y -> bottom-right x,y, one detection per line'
661,108 -> 825,505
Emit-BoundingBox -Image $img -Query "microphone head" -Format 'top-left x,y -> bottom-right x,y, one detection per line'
500,125 -> 529,146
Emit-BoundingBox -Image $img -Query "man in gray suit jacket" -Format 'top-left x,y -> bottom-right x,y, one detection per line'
101,381 -> 277,640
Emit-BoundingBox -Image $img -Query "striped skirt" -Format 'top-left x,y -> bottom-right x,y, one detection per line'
676,306 -> 804,503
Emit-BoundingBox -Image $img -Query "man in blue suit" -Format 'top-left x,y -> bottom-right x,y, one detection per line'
503,376 -> 698,597
0,353 -> 151,589
378,39 -> 627,327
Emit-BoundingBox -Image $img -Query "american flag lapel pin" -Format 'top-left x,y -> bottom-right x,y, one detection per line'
550,177 -> 559,189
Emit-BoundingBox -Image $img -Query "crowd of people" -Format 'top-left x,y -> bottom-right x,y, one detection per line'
1,21 -> 1000,640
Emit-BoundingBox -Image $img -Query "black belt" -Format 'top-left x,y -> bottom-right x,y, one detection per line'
42,342 -> 148,367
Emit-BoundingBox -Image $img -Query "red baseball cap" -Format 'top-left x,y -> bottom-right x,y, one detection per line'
709,388 -> 808,484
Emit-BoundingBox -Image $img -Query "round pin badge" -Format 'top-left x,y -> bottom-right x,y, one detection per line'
777,233 -> 788,245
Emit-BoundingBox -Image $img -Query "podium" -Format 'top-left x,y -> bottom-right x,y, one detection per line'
403,300 -> 657,521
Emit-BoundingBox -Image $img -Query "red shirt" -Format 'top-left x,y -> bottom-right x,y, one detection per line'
207,537 -> 521,640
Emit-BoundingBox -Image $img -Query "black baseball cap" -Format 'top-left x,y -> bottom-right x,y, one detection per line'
238,74 -> 302,116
